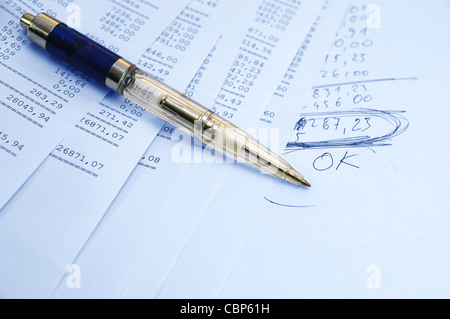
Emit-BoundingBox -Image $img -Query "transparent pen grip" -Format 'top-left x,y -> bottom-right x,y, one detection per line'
122,70 -> 207,135
202,115 -> 292,177
123,69 -> 293,179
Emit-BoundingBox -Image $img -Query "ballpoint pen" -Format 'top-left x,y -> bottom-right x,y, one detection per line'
19,13 -> 311,187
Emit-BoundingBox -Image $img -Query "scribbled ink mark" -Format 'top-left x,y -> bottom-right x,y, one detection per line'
285,108 -> 408,152
263,197 -> 316,208
263,109 -> 407,208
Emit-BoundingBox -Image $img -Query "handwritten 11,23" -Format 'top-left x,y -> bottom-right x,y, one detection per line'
0,129 -> 24,151
0,20 -> 28,61
55,144 -> 104,170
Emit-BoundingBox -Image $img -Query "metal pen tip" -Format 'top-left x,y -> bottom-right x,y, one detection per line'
285,168 -> 311,187
301,179 -> 311,188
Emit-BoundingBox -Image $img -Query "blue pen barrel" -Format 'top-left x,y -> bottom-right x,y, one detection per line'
45,23 -> 121,83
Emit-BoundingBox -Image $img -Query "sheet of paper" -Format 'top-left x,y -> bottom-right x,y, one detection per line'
0,0 -> 190,209
152,0 -> 450,298
48,0 -> 328,298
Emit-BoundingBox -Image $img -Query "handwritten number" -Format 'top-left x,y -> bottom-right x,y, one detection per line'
362,117 -> 371,131
352,118 -> 361,131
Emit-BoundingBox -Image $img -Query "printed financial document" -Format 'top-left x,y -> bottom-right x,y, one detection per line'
149,0 -> 450,298
0,0 -> 190,208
